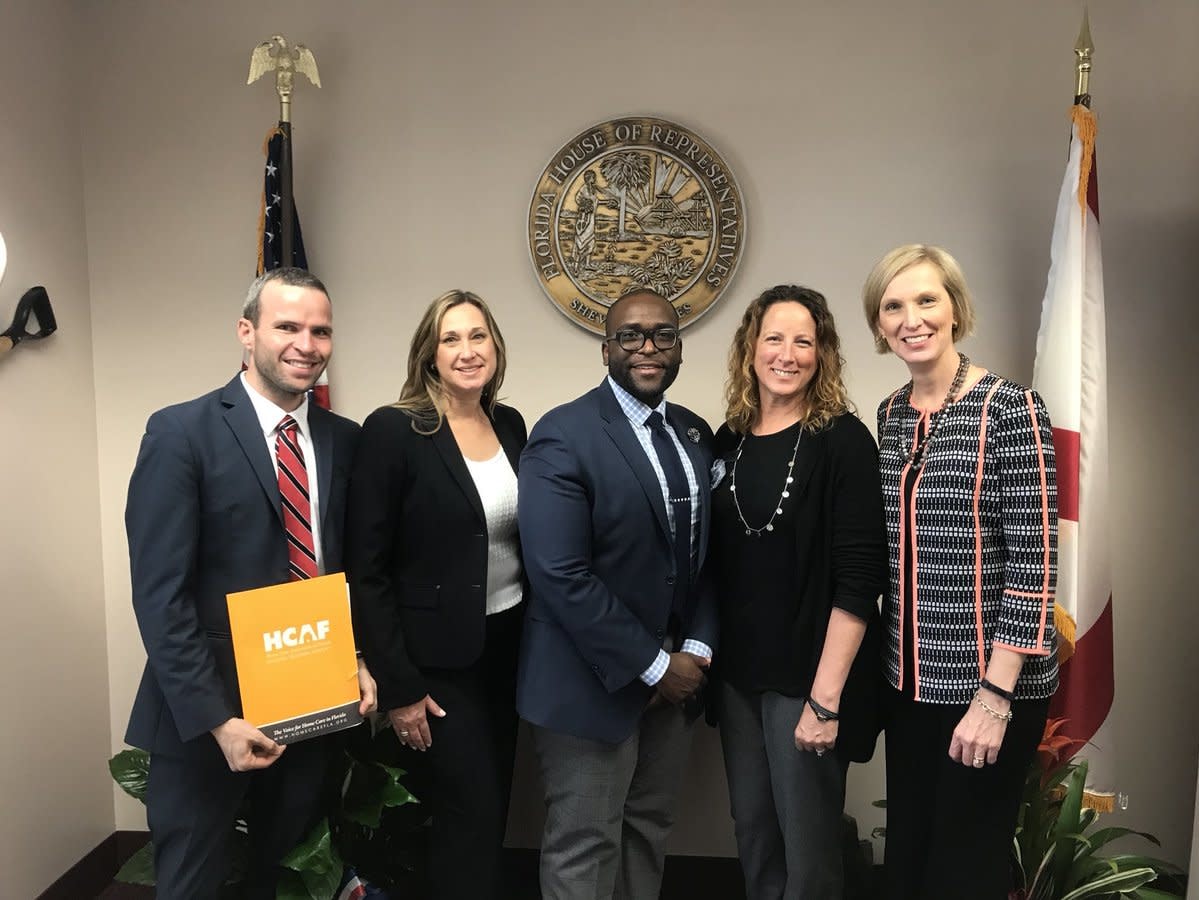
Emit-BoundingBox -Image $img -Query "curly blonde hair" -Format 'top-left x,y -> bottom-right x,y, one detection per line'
724,285 -> 850,435
394,290 -> 507,434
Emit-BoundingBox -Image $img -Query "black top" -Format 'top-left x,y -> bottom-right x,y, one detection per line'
712,421 -> 806,693
708,411 -> 888,762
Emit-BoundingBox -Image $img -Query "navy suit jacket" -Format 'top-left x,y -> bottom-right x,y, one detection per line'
516,381 -> 717,743
124,376 -> 360,754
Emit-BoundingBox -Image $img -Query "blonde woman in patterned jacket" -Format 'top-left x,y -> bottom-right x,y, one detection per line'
862,244 -> 1058,900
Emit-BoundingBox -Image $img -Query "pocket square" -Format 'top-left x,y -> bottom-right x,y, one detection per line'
710,458 -> 727,489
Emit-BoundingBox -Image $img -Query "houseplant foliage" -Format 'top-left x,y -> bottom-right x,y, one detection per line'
109,715 -> 424,899
1010,718 -> 1185,900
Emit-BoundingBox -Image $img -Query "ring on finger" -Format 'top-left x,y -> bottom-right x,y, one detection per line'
973,756 -> 985,768
815,748 -> 826,757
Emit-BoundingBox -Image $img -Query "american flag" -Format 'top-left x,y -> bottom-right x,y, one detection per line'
255,127 -> 330,409
257,128 -> 308,273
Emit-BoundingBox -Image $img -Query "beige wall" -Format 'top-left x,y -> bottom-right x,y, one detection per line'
0,2 -> 113,896
4,0 -> 1193,890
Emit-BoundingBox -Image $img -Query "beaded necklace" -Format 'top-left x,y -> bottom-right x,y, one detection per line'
905,352 -> 970,470
729,422 -> 803,536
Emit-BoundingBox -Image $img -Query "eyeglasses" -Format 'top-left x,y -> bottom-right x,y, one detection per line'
605,327 -> 680,352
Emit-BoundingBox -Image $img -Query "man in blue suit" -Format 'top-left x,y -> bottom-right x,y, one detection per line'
124,268 -> 373,899
517,289 -> 717,900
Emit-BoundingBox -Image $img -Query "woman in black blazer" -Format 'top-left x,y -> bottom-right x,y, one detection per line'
346,290 -> 526,900
710,286 -> 887,899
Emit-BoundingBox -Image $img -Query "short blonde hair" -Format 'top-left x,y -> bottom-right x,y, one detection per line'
861,244 -> 976,354
394,290 -> 507,434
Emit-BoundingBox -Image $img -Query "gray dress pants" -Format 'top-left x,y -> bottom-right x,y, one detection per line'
717,681 -> 847,900
530,702 -> 694,900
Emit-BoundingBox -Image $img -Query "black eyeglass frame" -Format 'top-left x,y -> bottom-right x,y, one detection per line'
604,327 -> 680,352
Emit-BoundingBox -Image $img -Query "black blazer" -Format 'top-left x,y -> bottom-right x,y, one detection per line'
345,403 -> 527,711
124,376 -> 359,753
711,412 -> 887,762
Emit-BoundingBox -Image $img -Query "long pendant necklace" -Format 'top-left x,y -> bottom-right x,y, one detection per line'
905,352 -> 970,470
729,423 -> 803,536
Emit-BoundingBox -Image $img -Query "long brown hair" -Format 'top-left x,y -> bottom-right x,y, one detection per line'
724,285 -> 851,434
394,290 -> 508,434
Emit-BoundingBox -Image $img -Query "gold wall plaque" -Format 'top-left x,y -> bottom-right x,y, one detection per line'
528,117 -> 746,335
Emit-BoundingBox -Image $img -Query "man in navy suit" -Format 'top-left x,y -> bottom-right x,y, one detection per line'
517,289 -> 718,900
124,268 -> 373,899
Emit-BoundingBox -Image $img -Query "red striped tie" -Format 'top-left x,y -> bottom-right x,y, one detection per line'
276,415 -> 318,581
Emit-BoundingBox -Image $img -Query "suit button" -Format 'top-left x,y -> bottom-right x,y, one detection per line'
666,576 -> 675,585
655,628 -> 665,639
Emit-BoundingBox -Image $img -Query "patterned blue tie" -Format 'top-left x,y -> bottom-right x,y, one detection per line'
646,411 -> 692,619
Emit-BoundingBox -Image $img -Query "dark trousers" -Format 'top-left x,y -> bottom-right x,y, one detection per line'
146,733 -> 332,900
882,686 -> 1049,900
420,603 -> 523,900
717,682 -> 849,900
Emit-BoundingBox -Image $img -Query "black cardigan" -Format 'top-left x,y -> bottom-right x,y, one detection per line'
709,411 -> 887,762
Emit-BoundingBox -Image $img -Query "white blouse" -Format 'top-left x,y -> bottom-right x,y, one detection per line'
463,448 -> 524,616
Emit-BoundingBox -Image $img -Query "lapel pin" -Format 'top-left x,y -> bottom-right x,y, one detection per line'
686,427 -> 701,444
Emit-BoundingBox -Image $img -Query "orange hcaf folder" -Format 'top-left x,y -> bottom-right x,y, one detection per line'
227,572 -> 362,744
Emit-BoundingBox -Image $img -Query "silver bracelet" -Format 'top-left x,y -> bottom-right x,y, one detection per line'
974,692 -> 1014,722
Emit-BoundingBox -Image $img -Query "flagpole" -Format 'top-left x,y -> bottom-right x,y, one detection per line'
247,34 -> 321,270
279,119 -> 295,267
1035,9 -> 1116,811
1074,9 -> 1093,107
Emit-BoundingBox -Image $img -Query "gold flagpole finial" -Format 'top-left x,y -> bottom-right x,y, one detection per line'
1074,9 -> 1094,104
247,34 -> 321,124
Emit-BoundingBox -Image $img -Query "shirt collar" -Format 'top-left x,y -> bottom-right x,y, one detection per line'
240,371 -> 311,441
606,375 -> 667,426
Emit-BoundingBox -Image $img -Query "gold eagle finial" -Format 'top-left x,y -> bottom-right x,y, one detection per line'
247,34 -> 320,122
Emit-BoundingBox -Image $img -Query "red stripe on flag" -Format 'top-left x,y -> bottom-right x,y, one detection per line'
312,383 -> 331,410
1052,427 -> 1080,521
1087,153 -> 1100,221
1048,596 -> 1114,744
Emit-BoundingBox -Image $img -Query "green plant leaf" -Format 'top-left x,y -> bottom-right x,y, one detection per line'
343,759 -> 420,827
342,761 -> 387,827
1132,886 -> 1186,899
280,818 -> 336,875
114,843 -> 155,885
1050,758 -> 1088,888
1085,825 -> 1161,854
274,869 -> 315,900
1058,866 -> 1158,900
1103,855 -> 1185,876
109,749 -> 151,803
377,763 -> 420,809
297,851 -> 343,900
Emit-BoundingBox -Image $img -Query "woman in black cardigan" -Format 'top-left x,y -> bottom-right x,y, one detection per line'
346,290 -> 526,900
710,285 -> 886,899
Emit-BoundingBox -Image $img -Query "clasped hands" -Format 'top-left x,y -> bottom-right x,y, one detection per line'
651,651 -> 710,708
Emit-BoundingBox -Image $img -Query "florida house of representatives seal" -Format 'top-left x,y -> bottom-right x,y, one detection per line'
527,116 -> 746,335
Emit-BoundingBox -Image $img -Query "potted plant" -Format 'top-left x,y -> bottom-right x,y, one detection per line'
109,716 -> 424,899
1010,718 -> 1185,900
